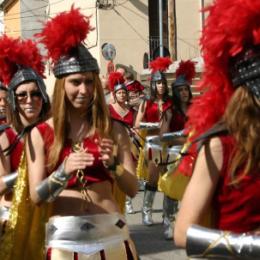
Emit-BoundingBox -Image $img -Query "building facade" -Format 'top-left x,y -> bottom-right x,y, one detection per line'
0,0 -> 213,94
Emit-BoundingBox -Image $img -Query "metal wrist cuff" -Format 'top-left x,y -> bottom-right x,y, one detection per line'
114,164 -> 125,177
2,171 -> 18,190
139,122 -> 160,130
36,162 -> 70,202
186,224 -> 260,259
108,161 -> 124,178
107,156 -> 118,172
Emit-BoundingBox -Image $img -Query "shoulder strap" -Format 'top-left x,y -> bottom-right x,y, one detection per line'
0,124 -> 10,133
193,121 -> 229,151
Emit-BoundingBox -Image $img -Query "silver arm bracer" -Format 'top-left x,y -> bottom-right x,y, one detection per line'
2,171 -> 18,191
186,224 -> 260,259
139,122 -> 160,130
160,130 -> 185,143
36,162 -> 70,202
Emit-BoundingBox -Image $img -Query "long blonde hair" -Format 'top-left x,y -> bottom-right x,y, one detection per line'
223,87 -> 260,184
48,72 -> 111,171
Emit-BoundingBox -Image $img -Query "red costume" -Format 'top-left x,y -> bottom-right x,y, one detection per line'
144,99 -> 172,123
36,122 -> 113,187
109,104 -> 135,127
169,109 -> 187,132
213,135 -> 260,232
4,127 -> 24,172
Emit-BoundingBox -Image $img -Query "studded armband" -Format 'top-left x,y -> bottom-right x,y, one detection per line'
36,162 -> 70,202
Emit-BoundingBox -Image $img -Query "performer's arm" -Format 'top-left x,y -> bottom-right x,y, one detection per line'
160,109 -> 172,134
0,131 -> 12,195
26,126 -> 48,203
134,100 -> 146,128
174,137 -> 223,247
110,121 -> 138,198
27,125 -> 95,204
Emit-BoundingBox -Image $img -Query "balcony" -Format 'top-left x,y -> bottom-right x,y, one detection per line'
149,36 -> 169,61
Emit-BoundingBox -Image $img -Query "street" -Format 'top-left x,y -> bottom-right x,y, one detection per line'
126,191 -> 187,260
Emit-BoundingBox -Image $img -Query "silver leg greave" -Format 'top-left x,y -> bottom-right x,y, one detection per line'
186,224 -> 260,259
125,196 -> 134,214
163,195 -> 179,240
142,189 -> 156,226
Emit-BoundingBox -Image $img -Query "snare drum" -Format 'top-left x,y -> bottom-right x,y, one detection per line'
144,132 -> 185,166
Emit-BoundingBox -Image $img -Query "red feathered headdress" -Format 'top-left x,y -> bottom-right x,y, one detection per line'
149,56 -> 172,74
179,0 -> 260,176
108,72 -> 125,92
36,5 -> 93,64
176,60 -> 196,84
0,35 -> 44,85
126,80 -> 145,92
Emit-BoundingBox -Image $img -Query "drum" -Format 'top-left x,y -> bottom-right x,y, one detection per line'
144,131 -> 186,166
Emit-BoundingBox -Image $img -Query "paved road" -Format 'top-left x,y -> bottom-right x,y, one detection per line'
126,191 -> 187,260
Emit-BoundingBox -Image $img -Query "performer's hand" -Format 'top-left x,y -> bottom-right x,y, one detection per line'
97,138 -> 115,168
64,149 -> 94,174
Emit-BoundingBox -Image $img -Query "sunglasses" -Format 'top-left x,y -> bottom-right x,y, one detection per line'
15,91 -> 42,102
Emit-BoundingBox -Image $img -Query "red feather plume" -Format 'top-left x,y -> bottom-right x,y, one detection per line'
0,35 -> 44,85
36,5 -> 93,63
178,0 -> 260,176
149,56 -> 172,73
176,60 -> 196,83
126,80 -> 144,92
108,72 -> 125,92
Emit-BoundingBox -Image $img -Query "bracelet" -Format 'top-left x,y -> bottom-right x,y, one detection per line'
106,156 -> 118,171
106,157 -> 125,177
2,171 -> 18,190
109,163 -> 125,178
114,164 -> 124,177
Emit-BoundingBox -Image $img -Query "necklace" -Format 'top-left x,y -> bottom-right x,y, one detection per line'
72,142 -> 90,203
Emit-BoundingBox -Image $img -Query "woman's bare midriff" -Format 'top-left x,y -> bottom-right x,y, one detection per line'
51,180 -> 120,217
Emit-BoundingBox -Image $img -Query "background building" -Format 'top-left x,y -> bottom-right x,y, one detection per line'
0,0 -> 213,95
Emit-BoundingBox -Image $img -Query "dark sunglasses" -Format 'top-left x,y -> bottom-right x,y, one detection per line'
15,91 -> 42,101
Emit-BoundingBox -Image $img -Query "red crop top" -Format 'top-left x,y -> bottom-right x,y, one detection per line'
5,127 -> 24,172
213,135 -> 260,233
36,122 -> 113,188
109,104 -> 135,127
170,108 -> 187,132
144,98 -> 173,123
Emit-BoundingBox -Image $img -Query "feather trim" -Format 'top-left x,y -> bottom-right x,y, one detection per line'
176,60 -> 196,83
179,0 -> 260,175
149,56 -> 172,73
36,5 -> 93,63
108,72 -> 125,92
0,35 -> 44,85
